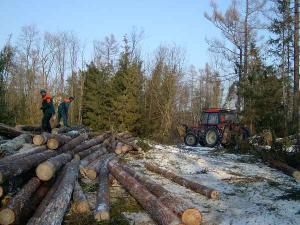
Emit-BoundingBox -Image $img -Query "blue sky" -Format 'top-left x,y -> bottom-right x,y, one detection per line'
0,0 -> 231,68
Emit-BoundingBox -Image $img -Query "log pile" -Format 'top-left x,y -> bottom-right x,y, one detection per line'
0,123 -> 210,225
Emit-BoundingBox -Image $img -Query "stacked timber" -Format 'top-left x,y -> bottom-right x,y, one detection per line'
121,163 -> 202,225
108,160 -> 182,225
0,133 -> 32,157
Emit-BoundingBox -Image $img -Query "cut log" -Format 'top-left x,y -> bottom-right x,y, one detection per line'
114,142 -> 123,155
0,124 -> 25,139
121,164 -> 202,225
0,133 -> 32,157
0,146 -> 47,164
108,160 -> 181,225
51,127 -> 73,134
79,145 -> 107,168
0,177 -> 41,225
83,153 -> 114,180
18,143 -> 36,153
59,134 -> 88,153
115,136 -> 141,151
74,144 -> 100,160
28,166 -> 68,223
32,133 -> 53,146
121,145 -> 133,154
267,159 -> 300,181
0,149 -> 58,184
15,125 -> 42,133
47,135 -> 72,150
36,152 -> 73,181
0,186 -> 3,198
145,162 -> 219,199
72,181 -> 90,213
27,159 -> 80,225
71,133 -> 110,155
94,156 -> 114,221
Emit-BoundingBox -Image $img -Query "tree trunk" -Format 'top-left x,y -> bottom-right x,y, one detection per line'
59,134 -> 88,153
0,177 -> 41,225
121,164 -> 202,225
47,135 -> 72,150
74,144 -> 100,160
84,153 -> 114,180
27,159 -> 80,225
36,153 -> 73,181
115,136 -> 141,151
0,134 -> 32,157
145,162 -> 219,199
294,0 -> 300,134
0,124 -> 25,139
108,161 -> 181,225
79,146 -> 107,168
267,159 -> 300,181
71,133 -> 110,155
72,181 -> 90,213
94,157 -> 113,222
15,125 -> 42,133
28,166 -> 68,223
0,146 -> 47,164
0,150 -> 58,184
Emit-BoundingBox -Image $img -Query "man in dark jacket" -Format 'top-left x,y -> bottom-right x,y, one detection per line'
56,96 -> 74,127
40,89 -> 55,133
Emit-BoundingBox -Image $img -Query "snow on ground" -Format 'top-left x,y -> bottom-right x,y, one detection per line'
124,144 -> 300,225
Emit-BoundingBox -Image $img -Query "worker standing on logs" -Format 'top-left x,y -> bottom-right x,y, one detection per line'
40,89 -> 55,133
56,97 -> 74,128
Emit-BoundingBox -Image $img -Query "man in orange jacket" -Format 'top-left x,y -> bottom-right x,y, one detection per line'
40,89 -> 55,133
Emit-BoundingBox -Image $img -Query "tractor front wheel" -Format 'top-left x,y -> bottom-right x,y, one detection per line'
184,133 -> 198,146
204,127 -> 220,148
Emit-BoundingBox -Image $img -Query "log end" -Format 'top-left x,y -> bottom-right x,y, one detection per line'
210,190 -> 220,199
0,208 -> 15,225
36,162 -> 55,181
181,208 -> 202,225
293,171 -> 300,181
74,154 -> 80,160
33,135 -> 45,145
47,139 -> 59,150
74,201 -> 90,214
94,211 -> 110,222
86,169 -> 97,180
51,128 -> 59,134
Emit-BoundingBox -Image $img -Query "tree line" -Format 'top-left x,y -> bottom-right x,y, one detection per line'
0,0 -> 299,142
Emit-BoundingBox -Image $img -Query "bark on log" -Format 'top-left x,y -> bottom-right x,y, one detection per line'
72,181 -> 90,213
15,125 -> 42,133
64,130 -> 80,138
79,146 -> 107,168
267,159 -> 300,181
0,150 -> 58,184
36,153 -> 73,181
0,177 -> 41,225
108,161 -> 181,225
18,144 -> 36,153
47,135 -> 72,150
0,124 -> 25,139
74,144 -> 100,160
58,134 -> 88,153
0,134 -> 32,157
27,159 -> 80,225
115,136 -> 141,151
0,146 -> 47,165
82,153 -> 114,180
51,127 -> 73,134
0,186 -> 3,198
145,162 -> 219,199
121,164 -> 202,225
94,156 -> 114,221
71,133 -> 110,155
28,166 -> 68,223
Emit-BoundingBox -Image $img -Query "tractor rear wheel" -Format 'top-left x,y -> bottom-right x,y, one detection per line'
184,133 -> 198,146
204,127 -> 220,148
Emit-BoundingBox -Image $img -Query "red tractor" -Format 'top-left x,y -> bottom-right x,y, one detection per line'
183,108 -> 250,148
